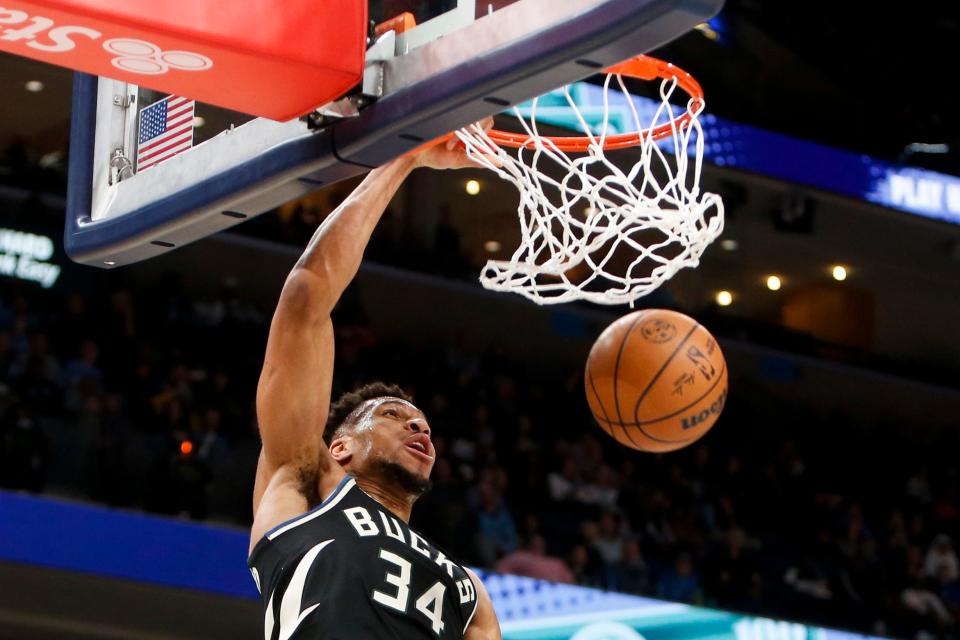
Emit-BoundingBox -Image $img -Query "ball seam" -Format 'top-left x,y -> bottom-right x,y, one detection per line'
585,365 -> 616,440
610,311 -> 651,449
634,365 -> 727,426
632,322 -> 701,415
631,322 -> 701,443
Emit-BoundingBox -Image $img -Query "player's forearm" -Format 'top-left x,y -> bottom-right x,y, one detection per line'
292,155 -> 417,308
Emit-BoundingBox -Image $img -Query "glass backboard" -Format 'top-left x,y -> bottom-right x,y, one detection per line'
66,0 -> 725,267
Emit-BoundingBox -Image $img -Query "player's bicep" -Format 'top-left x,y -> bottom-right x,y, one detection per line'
256,269 -> 336,472
464,568 -> 501,640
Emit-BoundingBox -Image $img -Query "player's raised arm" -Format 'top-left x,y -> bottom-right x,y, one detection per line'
251,135 -> 485,543
253,156 -> 417,506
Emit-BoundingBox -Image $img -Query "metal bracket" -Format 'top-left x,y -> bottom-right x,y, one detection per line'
108,149 -> 134,185
303,96 -> 362,130
362,30 -> 396,99
301,29 -> 397,130
395,0 -> 477,54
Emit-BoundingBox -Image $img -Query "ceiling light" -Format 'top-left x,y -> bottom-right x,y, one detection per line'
716,290 -> 733,306
25,80 -> 44,92
465,180 -> 480,195
832,265 -> 847,281
904,142 -> 949,155
694,23 -> 719,41
720,238 -> 738,251
484,240 -> 501,253
766,275 -> 782,291
39,152 -> 62,168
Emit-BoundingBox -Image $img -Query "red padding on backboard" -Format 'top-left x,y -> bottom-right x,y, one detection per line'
0,0 -> 368,120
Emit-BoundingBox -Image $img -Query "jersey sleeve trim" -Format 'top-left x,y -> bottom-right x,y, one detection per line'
462,568 -> 482,635
267,476 -> 356,540
249,475 -> 356,563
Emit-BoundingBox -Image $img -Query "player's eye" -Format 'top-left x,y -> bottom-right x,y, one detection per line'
383,409 -> 399,418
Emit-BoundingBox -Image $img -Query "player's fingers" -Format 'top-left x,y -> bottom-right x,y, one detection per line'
482,150 -> 504,169
402,132 -> 452,161
462,148 -> 501,170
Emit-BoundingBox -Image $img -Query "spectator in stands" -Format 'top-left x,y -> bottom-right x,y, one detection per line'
168,436 -> 210,520
0,331 -> 15,383
592,510 -> 626,568
704,527 -> 753,607
10,332 -> 61,385
15,346 -> 63,413
658,553 -> 703,604
568,544 -> 603,588
579,464 -> 620,508
901,576 -> 954,629
495,535 -> 574,584
0,402 -> 47,491
0,273 -> 959,637
63,339 -> 103,413
925,534 -> 960,583
615,537 -> 650,594
473,479 -> 520,566
938,565 -> 960,622
548,455 -> 582,502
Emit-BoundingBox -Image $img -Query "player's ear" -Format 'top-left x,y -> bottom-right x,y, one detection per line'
329,436 -> 353,463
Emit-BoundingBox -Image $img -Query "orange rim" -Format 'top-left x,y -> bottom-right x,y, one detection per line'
484,55 -> 704,152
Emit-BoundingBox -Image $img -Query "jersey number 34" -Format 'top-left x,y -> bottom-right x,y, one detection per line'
373,549 -> 475,636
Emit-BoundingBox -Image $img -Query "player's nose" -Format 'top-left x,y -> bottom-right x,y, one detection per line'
407,419 -> 430,436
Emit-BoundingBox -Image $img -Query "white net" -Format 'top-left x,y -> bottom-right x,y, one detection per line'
455,69 -> 724,306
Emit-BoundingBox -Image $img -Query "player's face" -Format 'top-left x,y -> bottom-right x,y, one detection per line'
355,398 -> 435,483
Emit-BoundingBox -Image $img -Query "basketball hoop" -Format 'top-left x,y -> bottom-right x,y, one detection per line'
456,54 -> 724,306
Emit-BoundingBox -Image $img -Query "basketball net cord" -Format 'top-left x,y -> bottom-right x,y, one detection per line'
455,72 -> 724,306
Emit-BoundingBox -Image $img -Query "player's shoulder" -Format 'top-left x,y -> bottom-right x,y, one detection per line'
250,468 -> 352,558
462,568 -> 501,640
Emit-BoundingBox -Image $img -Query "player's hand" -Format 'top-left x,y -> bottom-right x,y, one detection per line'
411,118 -> 496,170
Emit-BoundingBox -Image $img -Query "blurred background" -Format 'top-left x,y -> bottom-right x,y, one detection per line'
1,1 -> 959,639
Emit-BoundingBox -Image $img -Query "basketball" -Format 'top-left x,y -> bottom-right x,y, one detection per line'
584,309 -> 727,453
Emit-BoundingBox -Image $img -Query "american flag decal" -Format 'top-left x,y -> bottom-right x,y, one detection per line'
136,95 -> 195,171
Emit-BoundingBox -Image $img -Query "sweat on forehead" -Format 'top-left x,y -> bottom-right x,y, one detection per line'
365,397 -> 420,413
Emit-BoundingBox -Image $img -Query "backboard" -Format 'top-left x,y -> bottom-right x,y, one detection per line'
66,0 -> 724,267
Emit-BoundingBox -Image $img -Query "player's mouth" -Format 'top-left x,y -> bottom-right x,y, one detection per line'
404,435 -> 434,461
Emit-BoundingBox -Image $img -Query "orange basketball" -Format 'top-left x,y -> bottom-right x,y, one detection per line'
584,309 -> 727,453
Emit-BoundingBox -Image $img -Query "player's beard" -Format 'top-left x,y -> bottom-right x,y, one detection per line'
370,459 -> 432,497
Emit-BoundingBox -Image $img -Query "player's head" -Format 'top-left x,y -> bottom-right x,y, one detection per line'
324,382 -> 434,496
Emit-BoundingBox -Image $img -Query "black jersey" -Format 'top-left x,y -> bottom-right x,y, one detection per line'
249,476 -> 479,640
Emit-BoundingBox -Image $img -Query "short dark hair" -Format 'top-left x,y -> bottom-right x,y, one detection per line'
324,381 -> 412,444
